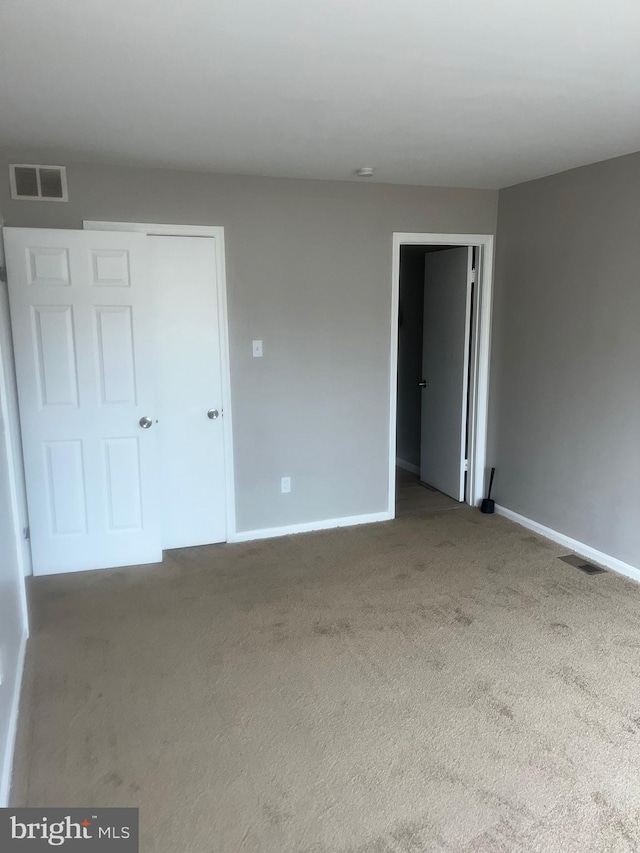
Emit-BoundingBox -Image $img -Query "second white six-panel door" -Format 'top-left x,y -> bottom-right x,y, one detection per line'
150,235 -> 227,549
419,246 -> 472,501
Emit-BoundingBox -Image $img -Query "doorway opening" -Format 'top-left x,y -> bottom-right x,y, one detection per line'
389,232 -> 494,519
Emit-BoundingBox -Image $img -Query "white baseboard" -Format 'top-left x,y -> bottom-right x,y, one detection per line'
0,629 -> 27,807
495,505 -> 640,585
229,511 -> 392,544
396,458 -> 420,476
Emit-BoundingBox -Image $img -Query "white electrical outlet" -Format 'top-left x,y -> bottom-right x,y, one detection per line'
281,476 -> 291,494
252,339 -> 263,358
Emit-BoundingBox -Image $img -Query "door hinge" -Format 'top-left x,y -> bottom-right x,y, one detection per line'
464,459 -> 469,472
23,526 -> 30,540
470,268 -> 476,284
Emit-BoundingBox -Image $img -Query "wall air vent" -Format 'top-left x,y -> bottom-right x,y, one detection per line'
9,164 -> 68,202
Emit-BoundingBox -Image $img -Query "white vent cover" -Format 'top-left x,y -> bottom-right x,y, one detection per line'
9,164 -> 68,202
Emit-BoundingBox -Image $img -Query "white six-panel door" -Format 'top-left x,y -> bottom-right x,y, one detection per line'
4,228 -> 162,575
150,236 -> 227,548
419,247 -> 473,501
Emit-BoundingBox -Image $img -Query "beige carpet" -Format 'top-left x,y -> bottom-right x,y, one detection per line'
12,506 -> 640,852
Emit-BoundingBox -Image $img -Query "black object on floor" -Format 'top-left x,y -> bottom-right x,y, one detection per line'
559,554 -> 606,574
480,467 -> 496,514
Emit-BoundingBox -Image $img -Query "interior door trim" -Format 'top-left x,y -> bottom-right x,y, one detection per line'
84,220 -> 236,543
390,232 -> 495,513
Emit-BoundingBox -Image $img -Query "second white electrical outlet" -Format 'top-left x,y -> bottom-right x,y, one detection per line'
281,476 -> 291,494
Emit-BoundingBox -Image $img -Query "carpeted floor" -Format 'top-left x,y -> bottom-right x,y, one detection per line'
12,500 -> 640,851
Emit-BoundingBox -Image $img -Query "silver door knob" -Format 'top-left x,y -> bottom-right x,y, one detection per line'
207,409 -> 219,420
139,416 -> 153,429
418,381 -> 427,388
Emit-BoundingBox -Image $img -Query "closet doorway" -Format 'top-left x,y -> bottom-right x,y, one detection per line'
4,221 -> 234,576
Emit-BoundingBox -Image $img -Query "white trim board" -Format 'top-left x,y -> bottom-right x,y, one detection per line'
396,458 -> 420,476
495,505 -> 640,585
84,221 -> 221,238
389,233 -> 495,517
229,511 -> 392,543
83,221 -> 237,543
0,629 -> 27,807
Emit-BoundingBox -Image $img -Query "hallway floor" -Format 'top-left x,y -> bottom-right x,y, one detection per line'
12,506 -> 640,852
395,466 -> 462,518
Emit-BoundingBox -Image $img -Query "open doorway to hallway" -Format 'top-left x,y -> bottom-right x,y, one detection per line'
395,244 -> 475,517
389,231 -> 494,521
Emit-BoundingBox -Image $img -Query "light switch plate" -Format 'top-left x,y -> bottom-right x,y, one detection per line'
252,340 -> 263,358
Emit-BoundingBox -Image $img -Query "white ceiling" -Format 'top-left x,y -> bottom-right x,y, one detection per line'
1,0 -> 639,189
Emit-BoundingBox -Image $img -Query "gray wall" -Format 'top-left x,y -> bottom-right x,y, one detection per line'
0,258 -> 31,578
490,151 -> 640,567
0,208 -> 28,805
396,248 -> 425,468
0,151 -> 497,532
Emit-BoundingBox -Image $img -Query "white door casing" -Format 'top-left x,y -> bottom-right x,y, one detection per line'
390,233 -> 494,515
4,228 -> 162,575
419,247 -> 473,501
150,236 -> 227,548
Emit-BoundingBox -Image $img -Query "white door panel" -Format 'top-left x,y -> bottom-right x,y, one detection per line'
150,236 -> 227,549
5,228 -> 161,575
419,247 -> 472,501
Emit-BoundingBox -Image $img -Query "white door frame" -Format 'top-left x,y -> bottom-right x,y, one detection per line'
389,232 -> 495,514
84,220 -> 236,542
